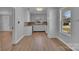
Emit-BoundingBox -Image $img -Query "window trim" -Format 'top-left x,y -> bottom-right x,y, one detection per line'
59,7 -> 71,36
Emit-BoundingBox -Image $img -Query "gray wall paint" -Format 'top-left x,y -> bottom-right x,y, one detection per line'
24,8 -> 30,22
14,7 -> 25,44
47,8 -> 58,38
71,7 -> 79,50
0,7 -> 14,31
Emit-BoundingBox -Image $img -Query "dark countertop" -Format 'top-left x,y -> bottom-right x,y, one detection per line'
24,22 -> 47,26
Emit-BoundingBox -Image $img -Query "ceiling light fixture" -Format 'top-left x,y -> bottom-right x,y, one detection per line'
36,8 -> 43,11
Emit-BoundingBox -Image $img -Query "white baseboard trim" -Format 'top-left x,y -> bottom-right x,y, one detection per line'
70,44 -> 79,51
47,35 -> 57,38
13,34 -> 25,44
0,26 -> 12,31
24,34 -> 32,36
57,36 -> 76,51
13,33 -> 76,50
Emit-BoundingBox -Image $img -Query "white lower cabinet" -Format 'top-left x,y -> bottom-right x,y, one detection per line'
24,25 -> 47,36
45,25 -> 47,33
24,26 -> 32,36
33,25 -> 47,32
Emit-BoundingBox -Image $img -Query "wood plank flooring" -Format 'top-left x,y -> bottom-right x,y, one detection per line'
12,32 -> 72,51
0,31 -> 12,51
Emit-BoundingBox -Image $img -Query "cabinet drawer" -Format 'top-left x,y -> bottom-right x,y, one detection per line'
33,25 -> 46,31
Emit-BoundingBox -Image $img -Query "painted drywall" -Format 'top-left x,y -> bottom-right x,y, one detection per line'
0,7 -> 14,31
47,8 -> 58,38
24,8 -> 30,22
13,7 -> 25,44
71,7 -> 79,50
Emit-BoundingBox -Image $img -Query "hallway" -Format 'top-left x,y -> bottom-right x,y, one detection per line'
12,32 -> 72,51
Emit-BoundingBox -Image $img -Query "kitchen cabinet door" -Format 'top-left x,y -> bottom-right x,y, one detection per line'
33,25 -> 46,31
24,26 -> 32,36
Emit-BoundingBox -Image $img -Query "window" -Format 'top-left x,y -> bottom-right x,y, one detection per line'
60,8 -> 71,35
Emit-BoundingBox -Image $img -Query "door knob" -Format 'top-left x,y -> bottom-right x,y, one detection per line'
18,21 -> 20,24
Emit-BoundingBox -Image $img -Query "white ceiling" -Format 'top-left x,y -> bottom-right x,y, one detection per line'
29,7 -> 47,14
28,7 -> 60,14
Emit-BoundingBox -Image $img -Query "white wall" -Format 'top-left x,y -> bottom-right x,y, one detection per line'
13,7 -> 25,44
47,8 -> 58,38
71,7 -> 79,50
0,7 -> 14,31
24,8 -> 30,22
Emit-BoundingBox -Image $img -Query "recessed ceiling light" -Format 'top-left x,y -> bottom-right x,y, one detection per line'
36,8 -> 43,11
